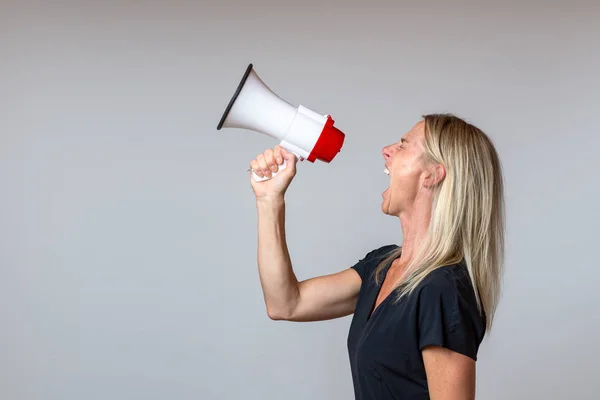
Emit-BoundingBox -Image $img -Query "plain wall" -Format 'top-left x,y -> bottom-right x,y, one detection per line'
1,1 -> 599,399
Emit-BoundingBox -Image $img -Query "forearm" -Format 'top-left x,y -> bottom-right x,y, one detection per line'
256,196 -> 300,319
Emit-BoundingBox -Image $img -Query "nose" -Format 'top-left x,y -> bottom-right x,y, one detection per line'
382,145 -> 393,161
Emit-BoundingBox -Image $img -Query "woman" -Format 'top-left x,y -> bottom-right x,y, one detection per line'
248,113 -> 505,400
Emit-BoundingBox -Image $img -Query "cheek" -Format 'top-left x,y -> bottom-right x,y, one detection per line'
392,160 -> 419,181
389,163 -> 423,194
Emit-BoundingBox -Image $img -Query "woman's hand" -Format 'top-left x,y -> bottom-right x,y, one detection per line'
249,145 -> 298,201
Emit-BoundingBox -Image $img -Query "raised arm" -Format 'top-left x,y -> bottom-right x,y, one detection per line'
256,197 -> 362,321
250,146 -> 362,322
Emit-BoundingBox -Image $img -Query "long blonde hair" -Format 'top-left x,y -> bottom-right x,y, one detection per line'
375,113 -> 505,332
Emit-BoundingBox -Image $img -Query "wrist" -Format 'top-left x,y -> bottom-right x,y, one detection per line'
256,195 -> 285,208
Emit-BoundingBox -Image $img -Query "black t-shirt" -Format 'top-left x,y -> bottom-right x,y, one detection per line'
347,244 -> 486,400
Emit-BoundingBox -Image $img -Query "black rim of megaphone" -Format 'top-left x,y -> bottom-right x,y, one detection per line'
216,63 -> 254,130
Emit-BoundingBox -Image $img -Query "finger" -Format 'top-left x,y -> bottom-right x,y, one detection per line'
264,148 -> 278,173
274,146 -> 283,165
256,154 -> 270,177
250,159 -> 262,175
250,159 -> 262,178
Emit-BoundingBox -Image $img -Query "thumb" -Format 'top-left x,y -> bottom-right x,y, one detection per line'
280,148 -> 299,167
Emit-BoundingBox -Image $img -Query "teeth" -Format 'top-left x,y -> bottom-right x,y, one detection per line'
384,167 -> 390,175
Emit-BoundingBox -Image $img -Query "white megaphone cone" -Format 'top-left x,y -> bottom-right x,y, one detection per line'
217,63 -> 346,182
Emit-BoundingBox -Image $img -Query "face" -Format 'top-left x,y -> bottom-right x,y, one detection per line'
381,120 -> 431,216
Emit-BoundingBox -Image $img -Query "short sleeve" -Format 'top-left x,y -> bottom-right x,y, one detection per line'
417,279 -> 484,361
351,244 -> 399,281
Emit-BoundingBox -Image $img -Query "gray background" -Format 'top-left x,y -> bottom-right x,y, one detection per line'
2,0 -> 599,399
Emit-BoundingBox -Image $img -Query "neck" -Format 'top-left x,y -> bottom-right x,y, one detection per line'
396,194 -> 433,267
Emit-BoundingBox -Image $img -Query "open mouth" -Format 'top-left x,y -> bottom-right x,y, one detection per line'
382,167 -> 390,198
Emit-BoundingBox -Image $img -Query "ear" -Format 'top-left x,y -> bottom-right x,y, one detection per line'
423,163 -> 446,188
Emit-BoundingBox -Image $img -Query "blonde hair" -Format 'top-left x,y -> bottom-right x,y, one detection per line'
375,113 -> 505,332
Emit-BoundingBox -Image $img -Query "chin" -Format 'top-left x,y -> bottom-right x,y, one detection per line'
381,197 -> 400,216
381,199 -> 392,215
382,187 -> 394,215
382,205 -> 395,216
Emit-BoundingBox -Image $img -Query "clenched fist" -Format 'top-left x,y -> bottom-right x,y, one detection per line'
249,145 -> 298,200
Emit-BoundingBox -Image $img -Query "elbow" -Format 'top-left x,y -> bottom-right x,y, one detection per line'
266,306 -> 292,321
267,309 -> 285,320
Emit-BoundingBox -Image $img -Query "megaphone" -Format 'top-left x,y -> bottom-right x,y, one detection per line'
216,63 -> 346,182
